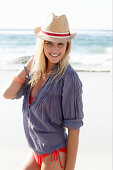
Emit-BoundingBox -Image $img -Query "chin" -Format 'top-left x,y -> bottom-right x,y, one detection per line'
49,59 -> 60,64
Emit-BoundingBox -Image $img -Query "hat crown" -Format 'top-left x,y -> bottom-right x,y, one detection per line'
42,13 -> 70,33
34,13 -> 76,42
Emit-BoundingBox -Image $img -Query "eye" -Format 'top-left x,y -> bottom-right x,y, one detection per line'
45,41 -> 53,45
58,43 -> 64,46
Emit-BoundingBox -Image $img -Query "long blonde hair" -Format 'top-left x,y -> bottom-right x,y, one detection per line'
29,38 -> 72,87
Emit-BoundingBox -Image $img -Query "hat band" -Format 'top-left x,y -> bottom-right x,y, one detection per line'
41,30 -> 70,38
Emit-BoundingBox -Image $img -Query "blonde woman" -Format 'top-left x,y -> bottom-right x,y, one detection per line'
3,13 -> 84,170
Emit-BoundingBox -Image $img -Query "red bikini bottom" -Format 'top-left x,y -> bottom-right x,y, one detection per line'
33,147 -> 67,168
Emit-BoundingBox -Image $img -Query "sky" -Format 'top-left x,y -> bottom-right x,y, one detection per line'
0,0 -> 112,30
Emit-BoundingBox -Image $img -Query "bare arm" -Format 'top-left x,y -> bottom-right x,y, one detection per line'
2,57 -> 33,99
65,128 -> 80,170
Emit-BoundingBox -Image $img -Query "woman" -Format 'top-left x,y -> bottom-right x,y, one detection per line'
3,13 -> 84,170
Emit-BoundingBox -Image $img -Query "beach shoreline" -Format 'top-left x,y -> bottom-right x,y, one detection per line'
0,62 -> 111,72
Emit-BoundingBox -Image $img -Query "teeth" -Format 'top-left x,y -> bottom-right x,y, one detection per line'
50,54 -> 59,57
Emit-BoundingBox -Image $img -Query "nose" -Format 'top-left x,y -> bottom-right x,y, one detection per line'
51,45 -> 59,53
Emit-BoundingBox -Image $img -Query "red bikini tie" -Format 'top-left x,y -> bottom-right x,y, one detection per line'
50,150 -> 63,168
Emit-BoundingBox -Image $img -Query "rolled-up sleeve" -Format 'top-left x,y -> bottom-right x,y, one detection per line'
62,71 -> 84,129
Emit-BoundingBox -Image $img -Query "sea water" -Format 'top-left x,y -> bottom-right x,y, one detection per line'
0,29 -> 112,71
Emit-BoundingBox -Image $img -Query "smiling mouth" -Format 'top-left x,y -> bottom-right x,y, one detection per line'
49,53 -> 60,57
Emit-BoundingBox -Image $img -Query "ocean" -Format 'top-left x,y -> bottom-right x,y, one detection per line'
0,29 -> 112,71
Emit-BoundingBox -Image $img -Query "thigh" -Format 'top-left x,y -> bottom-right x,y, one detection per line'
20,151 -> 41,170
41,151 -> 67,170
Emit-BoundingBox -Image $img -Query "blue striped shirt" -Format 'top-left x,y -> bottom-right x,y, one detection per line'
14,64 -> 84,155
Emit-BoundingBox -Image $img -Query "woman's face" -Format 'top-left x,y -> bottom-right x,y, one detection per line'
44,40 -> 67,64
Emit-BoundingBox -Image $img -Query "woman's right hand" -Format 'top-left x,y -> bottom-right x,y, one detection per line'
2,55 -> 34,99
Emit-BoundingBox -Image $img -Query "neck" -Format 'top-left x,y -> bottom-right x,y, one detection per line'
46,62 -> 56,73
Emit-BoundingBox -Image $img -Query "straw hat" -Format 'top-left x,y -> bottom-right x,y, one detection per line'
34,13 -> 76,42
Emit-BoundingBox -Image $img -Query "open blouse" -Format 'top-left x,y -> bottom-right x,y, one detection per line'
13,64 -> 84,155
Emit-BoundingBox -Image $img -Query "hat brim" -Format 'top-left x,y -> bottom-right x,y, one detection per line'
34,27 -> 76,42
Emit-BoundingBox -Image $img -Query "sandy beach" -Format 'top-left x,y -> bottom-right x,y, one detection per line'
0,70 -> 112,170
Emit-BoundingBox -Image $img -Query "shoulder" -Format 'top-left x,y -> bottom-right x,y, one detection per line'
63,64 -> 81,83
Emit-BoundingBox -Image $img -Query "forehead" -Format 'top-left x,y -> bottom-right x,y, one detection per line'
44,40 -> 67,44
